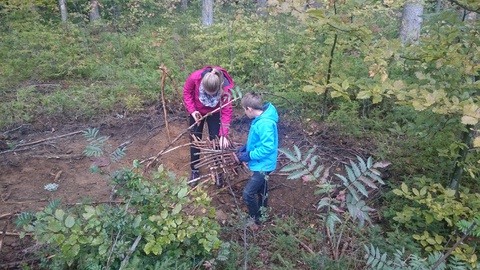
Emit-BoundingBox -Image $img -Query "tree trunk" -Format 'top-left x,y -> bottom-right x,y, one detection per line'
181,0 -> 188,9
202,0 -> 214,26
257,0 -> 267,15
58,0 -> 68,21
436,0 -> 441,12
90,0 -> 100,22
399,0 -> 424,45
450,125 -> 473,198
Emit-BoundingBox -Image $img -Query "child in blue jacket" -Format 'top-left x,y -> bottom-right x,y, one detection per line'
236,92 -> 279,227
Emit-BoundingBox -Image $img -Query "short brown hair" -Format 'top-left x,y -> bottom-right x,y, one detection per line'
241,92 -> 263,110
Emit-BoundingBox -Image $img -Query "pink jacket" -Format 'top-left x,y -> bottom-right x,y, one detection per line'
183,66 -> 235,136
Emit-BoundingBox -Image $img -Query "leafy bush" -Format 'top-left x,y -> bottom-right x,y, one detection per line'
17,163 -> 223,269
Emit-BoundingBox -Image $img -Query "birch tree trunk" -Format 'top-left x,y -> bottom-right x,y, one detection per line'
90,0 -> 100,22
399,0 -> 424,45
202,0 -> 213,26
59,0 -> 68,21
257,0 -> 267,15
182,0 -> 188,9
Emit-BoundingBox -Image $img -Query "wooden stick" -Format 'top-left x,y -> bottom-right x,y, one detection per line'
159,64 -> 171,142
143,96 -> 240,173
0,231 -> 31,236
0,217 -> 8,252
3,199 -> 49,204
0,212 -> 17,219
0,131 -> 83,155
119,234 -> 142,270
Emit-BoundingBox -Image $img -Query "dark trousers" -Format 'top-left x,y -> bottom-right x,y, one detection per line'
242,171 -> 270,221
189,112 -> 220,170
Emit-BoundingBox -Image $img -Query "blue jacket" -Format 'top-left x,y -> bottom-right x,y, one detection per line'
246,103 -> 279,172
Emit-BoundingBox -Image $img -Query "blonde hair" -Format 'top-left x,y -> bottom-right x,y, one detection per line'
201,68 -> 224,94
241,92 -> 264,110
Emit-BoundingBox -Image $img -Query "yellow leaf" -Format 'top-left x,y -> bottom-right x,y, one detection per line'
372,95 -> 383,104
392,189 -> 403,195
412,100 -> 426,111
452,96 -> 459,105
425,213 -> 434,224
473,137 -> 480,148
401,182 -> 408,194
435,234 -> 444,244
393,80 -> 405,90
357,91 -> 371,99
470,254 -> 477,265
445,189 -> 456,197
462,115 -> 478,125
415,71 -> 426,80
380,71 -> 388,82
462,103 -> 480,123
426,237 -> 436,245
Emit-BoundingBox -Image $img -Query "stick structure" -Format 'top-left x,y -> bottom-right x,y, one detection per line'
191,136 -> 249,183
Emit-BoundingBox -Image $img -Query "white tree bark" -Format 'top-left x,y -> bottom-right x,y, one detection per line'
257,0 -> 267,15
59,0 -> 68,21
202,0 -> 213,26
89,0 -> 100,22
182,0 -> 188,9
399,0 -> 424,45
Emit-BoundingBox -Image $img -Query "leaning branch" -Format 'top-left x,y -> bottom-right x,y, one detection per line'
142,96 -> 240,173
447,0 -> 480,13
0,131 -> 83,155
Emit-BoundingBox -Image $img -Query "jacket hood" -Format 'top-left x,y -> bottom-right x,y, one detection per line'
253,103 -> 278,124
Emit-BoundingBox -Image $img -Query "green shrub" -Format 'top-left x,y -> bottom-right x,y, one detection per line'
17,163 -> 222,269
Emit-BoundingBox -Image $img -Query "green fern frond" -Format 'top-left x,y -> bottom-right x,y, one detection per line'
293,145 -> 301,162
302,147 -> 316,165
335,173 -> 350,187
357,155 -> 367,172
325,213 -> 342,234
280,162 -> 305,172
84,145 -> 103,157
350,160 -> 361,177
278,147 -> 300,162
96,136 -> 109,144
287,169 -> 310,180
317,197 -> 332,210
456,219 -> 480,237
366,171 -> 385,185
47,199 -> 61,211
110,148 -> 126,163
82,128 -> 99,141
313,164 -> 324,178
308,155 -> 319,171
358,175 -> 378,189
345,165 -> 356,183
16,212 -> 35,227
364,244 -> 392,269
352,180 -> 369,197
367,156 -> 373,168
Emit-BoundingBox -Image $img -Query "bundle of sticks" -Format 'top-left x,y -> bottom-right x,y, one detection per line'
191,136 -> 249,181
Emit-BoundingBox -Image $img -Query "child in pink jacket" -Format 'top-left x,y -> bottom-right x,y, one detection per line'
183,66 -> 235,187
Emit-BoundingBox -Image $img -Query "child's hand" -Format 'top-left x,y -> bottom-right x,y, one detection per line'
236,144 -> 246,153
219,136 -> 230,149
191,111 -> 201,126
237,151 -> 251,162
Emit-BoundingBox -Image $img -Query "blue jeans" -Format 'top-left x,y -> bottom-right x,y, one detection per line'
242,171 -> 270,221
